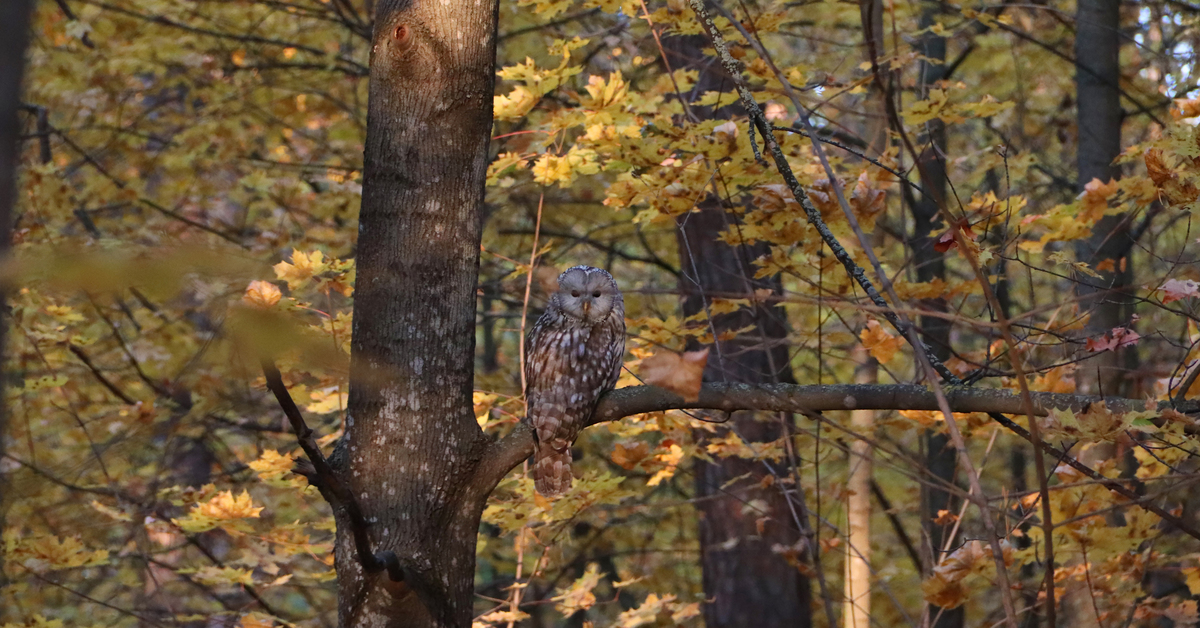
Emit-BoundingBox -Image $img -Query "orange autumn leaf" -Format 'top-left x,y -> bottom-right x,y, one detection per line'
1079,177 -> 1120,222
242,280 -> 282,309
1173,97 -> 1200,120
611,441 -> 651,470
640,348 -> 709,401
859,320 -> 902,364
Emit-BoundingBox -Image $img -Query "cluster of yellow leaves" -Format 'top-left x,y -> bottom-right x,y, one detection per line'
273,249 -> 355,296
249,449 -> 302,487
494,38 -> 588,120
1040,402 -> 1155,443
902,88 -> 1014,126
4,532 -> 109,574
174,490 -> 264,533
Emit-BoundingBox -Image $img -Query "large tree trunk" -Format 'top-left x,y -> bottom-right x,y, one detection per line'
667,30 -> 814,627
1074,0 -> 1132,397
907,5 -> 963,628
338,0 -> 499,625
0,0 -> 34,597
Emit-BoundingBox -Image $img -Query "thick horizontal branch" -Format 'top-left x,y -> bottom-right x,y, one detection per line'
261,360 -> 405,584
478,383 -> 1200,539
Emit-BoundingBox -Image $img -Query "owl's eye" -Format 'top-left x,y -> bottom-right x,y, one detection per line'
592,291 -> 601,298
570,290 -> 580,297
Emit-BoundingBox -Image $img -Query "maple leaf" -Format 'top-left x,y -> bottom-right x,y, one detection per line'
493,85 -> 539,120
646,443 -> 685,486
175,490 -> 265,533
859,320 -> 902,364
639,348 -> 708,402
617,593 -> 679,628
611,441 -> 651,470
932,217 -> 976,253
1159,278 -> 1199,304
850,170 -> 886,216
238,613 -> 276,628
248,450 -> 296,483
192,566 -> 255,587
242,280 -> 282,309
7,534 -> 109,573
553,563 -> 603,616
1078,177 -> 1119,222
273,249 -> 328,290
1086,326 -> 1140,353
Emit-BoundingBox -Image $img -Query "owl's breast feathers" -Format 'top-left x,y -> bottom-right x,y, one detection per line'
525,293 -> 625,497
524,307 -> 625,433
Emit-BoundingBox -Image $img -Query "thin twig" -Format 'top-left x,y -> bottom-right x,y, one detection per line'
955,228 -> 1057,625
260,360 -> 405,583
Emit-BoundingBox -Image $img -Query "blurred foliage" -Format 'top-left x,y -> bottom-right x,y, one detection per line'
4,0 -> 1200,626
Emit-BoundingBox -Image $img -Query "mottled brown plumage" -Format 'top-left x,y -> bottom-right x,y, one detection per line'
525,266 -> 625,497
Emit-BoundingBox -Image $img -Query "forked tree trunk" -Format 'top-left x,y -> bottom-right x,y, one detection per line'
338,0 -> 500,625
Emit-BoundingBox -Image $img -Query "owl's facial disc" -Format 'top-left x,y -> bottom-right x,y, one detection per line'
556,266 -> 618,324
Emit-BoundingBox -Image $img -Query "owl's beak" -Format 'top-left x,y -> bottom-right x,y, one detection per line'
580,300 -> 591,316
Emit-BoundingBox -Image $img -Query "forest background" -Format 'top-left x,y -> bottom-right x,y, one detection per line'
2,0 -> 1200,627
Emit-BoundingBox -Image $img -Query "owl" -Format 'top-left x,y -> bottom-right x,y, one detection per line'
525,266 -> 626,497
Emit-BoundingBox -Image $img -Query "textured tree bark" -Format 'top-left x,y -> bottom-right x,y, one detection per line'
909,5 -> 963,628
0,0 -> 34,598
1074,0 -> 1133,397
339,0 -> 499,625
666,31 -> 813,628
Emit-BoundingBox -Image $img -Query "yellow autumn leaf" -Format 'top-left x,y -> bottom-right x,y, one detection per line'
646,444 -> 685,486
859,319 -> 902,363
305,386 -> 347,414
493,85 -> 539,120
553,562 -> 603,615
196,490 -> 264,520
6,533 -> 110,573
248,450 -> 296,483
242,280 -> 282,308
192,565 -> 255,586
273,249 -> 328,290
175,490 -> 265,533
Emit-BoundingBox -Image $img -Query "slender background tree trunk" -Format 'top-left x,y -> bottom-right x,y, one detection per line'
1074,0 -> 1132,398
909,4 -> 963,628
0,0 -> 35,602
667,31 -> 814,628
1069,1 -> 1128,624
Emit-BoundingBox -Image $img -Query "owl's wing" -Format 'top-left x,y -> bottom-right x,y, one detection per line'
523,314 -> 563,404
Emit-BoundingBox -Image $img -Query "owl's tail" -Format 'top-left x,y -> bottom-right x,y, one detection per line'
533,441 -> 572,497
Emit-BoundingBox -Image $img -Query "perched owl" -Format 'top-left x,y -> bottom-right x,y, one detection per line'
525,266 -> 626,497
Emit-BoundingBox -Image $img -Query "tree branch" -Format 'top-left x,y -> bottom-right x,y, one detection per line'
479,382 -> 1200,540
260,360 -> 405,584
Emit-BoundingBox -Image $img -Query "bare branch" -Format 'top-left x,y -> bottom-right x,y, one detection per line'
480,382 -> 1200,541
260,360 -> 405,584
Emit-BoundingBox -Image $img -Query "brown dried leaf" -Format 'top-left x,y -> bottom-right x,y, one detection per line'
639,348 -> 709,402
611,441 -> 651,470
